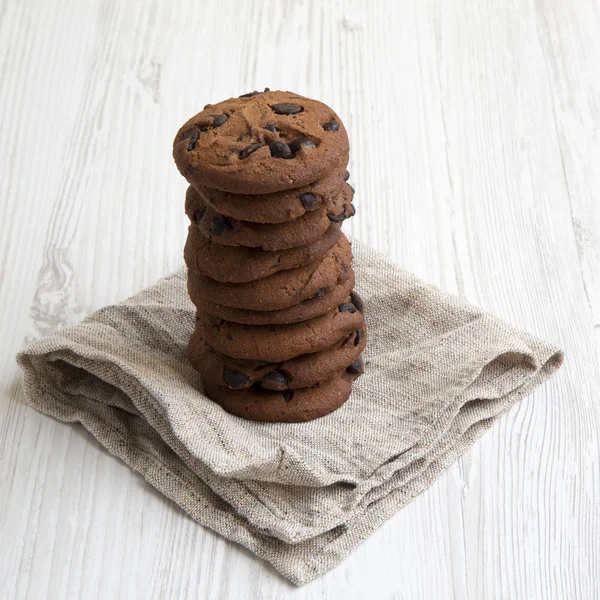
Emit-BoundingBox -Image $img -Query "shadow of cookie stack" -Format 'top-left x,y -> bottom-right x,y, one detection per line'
173,89 -> 366,422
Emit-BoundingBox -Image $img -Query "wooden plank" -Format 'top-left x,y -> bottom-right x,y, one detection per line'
0,0 -> 598,598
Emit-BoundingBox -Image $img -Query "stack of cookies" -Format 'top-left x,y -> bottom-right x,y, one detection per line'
172,90 -> 366,422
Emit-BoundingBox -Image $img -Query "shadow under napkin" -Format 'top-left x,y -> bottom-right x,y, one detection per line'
16,239 -> 563,586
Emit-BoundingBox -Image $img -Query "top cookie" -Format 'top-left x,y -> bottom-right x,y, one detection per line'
172,90 -> 349,194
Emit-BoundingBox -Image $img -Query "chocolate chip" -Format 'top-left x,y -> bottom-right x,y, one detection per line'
264,123 -> 278,132
348,203 -> 356,217
322,120 -> 340,132
223,368 -> 251,389
193,206 -> 206,224
299,193 -> 318,210
239,143 -> 262,159
327,210 -> 346,223
269,141 -> 293,159
344,170 -> 350,181
282,389 -> 295,402
209,113 -> 228,127
338,302 -> 357,313
350,291 -> 364,313
346,357 -> 364,375
288,138 -> 316,153
314,288 -> 326,298
269,256 -> 282,269
209,215 -> 233,236
183,130 -> 200,151
239,88 -> 270,98
263,370 -> 288,390
354,328 -> 365,346
271,103 -> 303,115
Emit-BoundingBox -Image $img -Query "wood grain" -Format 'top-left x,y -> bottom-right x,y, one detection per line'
1,0 -> 598,598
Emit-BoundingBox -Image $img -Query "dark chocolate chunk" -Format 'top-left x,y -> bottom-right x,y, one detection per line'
209,215 -> 233,236
264,123 -> 278,132
346,357 -> 364,375
314,288 -> 326,298
209,113 -> 228,127
184,130 -> 200,151
263,370 -> 288,390
354,328 -> 365,346
193,206 -> 206,224
282,389 -> 295,402
327,210 -> 347,223
239,88 -> 270,98
338,302 -> 357,313
239,143 -> 262,159
322,120 -> 340,132
269,141 -> 293,159
223,368 -> 252,389
344,170 -> 350,182
288,138 -> 317,153
299,193 -> 318,210
271,103 -> 303,115
350,291 -> 364,313
269,256 -> 282,269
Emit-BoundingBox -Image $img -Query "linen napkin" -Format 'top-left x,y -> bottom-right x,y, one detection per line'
17,239 -> 563,585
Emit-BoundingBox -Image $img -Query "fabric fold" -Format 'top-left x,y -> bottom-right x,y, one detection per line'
16,239 -> 562,585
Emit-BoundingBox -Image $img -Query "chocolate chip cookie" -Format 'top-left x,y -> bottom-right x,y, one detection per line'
202,370 -> 358,422
184,221 -> 341,283
173,90 -> 349,194
191,163 -> 348,224
187,234 -> 352,311
188,321 -> 366,390
186,183 -> 354,250
192,273 -> 355,324
195,306 -> 365,362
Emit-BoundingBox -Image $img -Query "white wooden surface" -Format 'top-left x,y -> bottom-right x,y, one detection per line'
1,0 -> 599,598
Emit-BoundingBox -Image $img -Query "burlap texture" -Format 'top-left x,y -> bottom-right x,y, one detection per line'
16,239 -> 563,585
